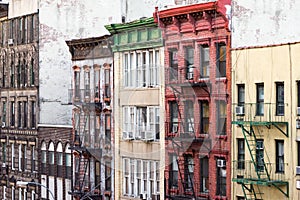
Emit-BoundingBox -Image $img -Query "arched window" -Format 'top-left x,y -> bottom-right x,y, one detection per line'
65,143 -> 72,179
41,141 -> 47,174
48,142 -> 55,176
56,142 -> 63,177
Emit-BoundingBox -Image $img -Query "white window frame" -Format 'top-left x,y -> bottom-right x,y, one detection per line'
123,49 -> 160,88
3,185 -> 6,200
11,143 -> 15,170
19,144 -> 22,171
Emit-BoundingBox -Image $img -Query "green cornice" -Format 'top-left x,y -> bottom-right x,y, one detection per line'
105,17 -> 163,52
105,17 -> 155,34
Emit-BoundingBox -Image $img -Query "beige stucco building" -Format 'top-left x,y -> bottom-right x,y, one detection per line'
231,1 -> 300,199
106,18 -> 165,200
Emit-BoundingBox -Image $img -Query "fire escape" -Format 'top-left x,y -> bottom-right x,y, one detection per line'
232,103 -> 289,199
69,86 -> 103,200
165,66 -> 211,200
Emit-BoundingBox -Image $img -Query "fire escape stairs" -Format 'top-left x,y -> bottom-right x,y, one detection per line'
232,123 -> 289,199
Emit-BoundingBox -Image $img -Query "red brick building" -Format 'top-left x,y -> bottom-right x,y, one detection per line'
154,2 -> 231,199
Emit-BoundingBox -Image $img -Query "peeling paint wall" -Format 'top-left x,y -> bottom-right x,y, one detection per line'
38,0 -> 122,125
232,0 -> 300,48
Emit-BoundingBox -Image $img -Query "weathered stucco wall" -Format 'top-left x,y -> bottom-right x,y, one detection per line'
8,0 -> 38,18
38,0 -> 122,125
232,0 -> 300,48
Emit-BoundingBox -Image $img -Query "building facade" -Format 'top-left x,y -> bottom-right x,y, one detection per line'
154,1 -> 231,199
106,18 -> 165,200
66,35 -> 114,200
231,0 -> 300,199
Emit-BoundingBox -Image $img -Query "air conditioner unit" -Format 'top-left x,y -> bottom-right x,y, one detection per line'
123,132 -> 133,140
172,124 -> 178,133
143,131 -> 154,142
187,72 -> 193,80
217,159 -> 226,168
296,166 -> 300,175
235,106 -> 244,116
297,120 -> 300,129
8,38 -> 13,45
140,193 -> 147,200
297,107 -> 300,116
1,122 -> 5,128
1,163 -> 5,168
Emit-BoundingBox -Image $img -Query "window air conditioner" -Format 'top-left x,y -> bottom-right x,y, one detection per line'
123,132 -> 133,140
1,122 -> 5,128
235,106 -> 244,116
140,193 -> 147,200
297,120 -> 300,129
8,38 -> 13,45
172,124 -> 178,133
297,180 -> 300,189
297,107 -> 300,116
187,72 -> 193,80
296,166 -> 300,175
217,159 -> 226,168
142,131 -> 154,142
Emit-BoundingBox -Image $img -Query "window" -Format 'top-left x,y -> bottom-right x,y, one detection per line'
21,144 -> 27,171
31,101 -> 35,128
24,101 -> 27,128
298,142 -> 300,166
184,155 -> 194,190
185,47 -> 194,80
41,142 -> 47,174
123,106 -> 159,140
10,61 -> 14,88
104,68 -> 111,98
95,161 -> 101,191
30,59 -> 34,86
169,50 -> 178,81
237,84 -> 245,106
74,70 -> 80,99
31,146 -> 36,172
256,140 -> 264,172
216,43 -> 226,78
105,114 -> 111,144
200,156 -> 209,193
84,70 -> 90,97
1,142 -> 6,165
170,101 -> 178,133
11,143 -> 15,170
256,84 -> 264,116
200,45 -> 210,78
276,82 -> 284,115
18,145 -> 23,170
216,100 -> 227,135
200,101 -> 209,134
17,61 -> 21,87
237,139 -> 245,169
123,158 -> 130,195
57,143 -> 63,177
124,50 -> 160,88
2,101 -> 6,126
276,140 -> 284,173
3,186 -> 6,200
10,101 -> 15,126
18,102 -> 22,128
48,142 -> 55,176
216,158 -> 226,196
65,144 -> 72,179
184,101 -> 194,133
105,162 -> 111,191
169,154 -> 178,189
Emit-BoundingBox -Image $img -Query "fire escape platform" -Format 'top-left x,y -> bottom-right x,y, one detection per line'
232,177 -> 288,186
232,121 -> 289,137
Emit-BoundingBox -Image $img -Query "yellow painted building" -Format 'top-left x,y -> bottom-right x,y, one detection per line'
231,43 -> 300,199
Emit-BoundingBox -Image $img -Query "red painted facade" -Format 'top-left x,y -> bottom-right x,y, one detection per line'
155,2 -> 231,199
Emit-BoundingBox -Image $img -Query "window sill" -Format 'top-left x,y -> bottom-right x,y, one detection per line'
216,77 -> 227,83
216,135 -> 227,141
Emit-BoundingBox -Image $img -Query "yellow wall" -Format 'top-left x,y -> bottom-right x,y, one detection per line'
231,43 -> 300,200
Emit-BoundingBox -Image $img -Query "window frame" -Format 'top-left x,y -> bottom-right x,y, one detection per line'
276,140 -> 284,173
237,139 -> 245,169
200,45 -> 210,78
276,82 -> 284,116
216,43 -> 226,78
256,83 -> 264,116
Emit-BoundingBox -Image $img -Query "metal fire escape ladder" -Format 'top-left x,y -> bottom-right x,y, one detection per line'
240,125 -> 270,180
169,84 -> 197,199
